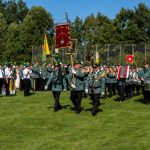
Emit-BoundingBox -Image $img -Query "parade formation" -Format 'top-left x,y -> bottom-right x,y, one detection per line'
0,6 -> 150,116
0,61 -> 150,116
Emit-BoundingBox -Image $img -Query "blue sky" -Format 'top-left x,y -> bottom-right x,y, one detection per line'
24,0 -> 150,23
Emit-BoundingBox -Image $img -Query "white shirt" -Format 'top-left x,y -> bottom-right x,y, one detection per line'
5,67 -> 12,78
23,68 -> 32,79
0,68 -> 4,78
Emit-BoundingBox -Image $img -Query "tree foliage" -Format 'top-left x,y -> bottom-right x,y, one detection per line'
0,1 -> 150,63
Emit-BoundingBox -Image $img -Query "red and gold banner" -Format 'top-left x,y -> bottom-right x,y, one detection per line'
55,24 -> 71,49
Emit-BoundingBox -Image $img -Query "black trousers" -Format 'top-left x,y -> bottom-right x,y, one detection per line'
118,85 -> 126,101
132,84 -> 140,95
33,78 -> 41,91
20,79 -> 24,91
106,83 -> 116,97
5,78 -> 10,96
0,78 -> 5,94
0,78 -> 4,94
52,91 -> 61,110
70,90 -> 83,110
125,84 -> 133,98
24,78 -> 31,96
143,90 -> 150,103
90,94 -> 100,115
41,78 -> 47,91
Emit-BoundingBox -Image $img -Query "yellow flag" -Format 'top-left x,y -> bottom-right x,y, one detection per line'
96,50 -> 100,64
44,33 -> 51,55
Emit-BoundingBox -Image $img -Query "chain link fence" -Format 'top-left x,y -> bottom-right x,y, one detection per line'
72,43 -> 150,66
32,44 -> 150,66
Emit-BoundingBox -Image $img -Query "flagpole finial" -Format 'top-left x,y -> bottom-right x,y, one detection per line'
65,12 -> 69,23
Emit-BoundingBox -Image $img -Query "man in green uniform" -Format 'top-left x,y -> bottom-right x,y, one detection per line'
70,62 -> 87,114
85,64 -> 105,116
140,62 -> 150,103
45,64 -> 63,112
40,62 -> 48,91
31,62 -> 40,91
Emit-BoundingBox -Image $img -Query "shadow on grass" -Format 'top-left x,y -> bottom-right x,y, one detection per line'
113,97 -> 121,102
134,98 -> 149,104
47,104 -> 71,110
69,107 -> 84,112
85,108 -> 103,112
89,102 -> 105,106
61,104 -> 71,109
28,93 -> 36,96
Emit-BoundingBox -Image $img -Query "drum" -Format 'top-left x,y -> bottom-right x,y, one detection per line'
126,79 -> 131,85
137,80 -> 141,86
144,80 -> 150,91
133,80 -> 141,85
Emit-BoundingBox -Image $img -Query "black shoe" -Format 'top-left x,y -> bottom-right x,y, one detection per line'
54,109 -> 58,112
92,108 -> 98,116
54,106 -> 62,112
92,111 -> 97,116
75,109 -> 81,114
75,108 -> 83,114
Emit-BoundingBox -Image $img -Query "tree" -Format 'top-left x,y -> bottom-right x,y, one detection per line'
71,16 -> 84,44
3,0 -> 28,24
113,3 -> 150,43
20,6 -> 54,62
5,22 -> 22,62
0,13 -> 7,61
134,3 -> 150,42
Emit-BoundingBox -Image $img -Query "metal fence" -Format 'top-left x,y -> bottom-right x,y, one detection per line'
32,44 -> 150,66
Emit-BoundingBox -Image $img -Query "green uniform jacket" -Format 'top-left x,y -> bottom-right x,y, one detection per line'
31,65 -> 40,78
19,68 -> 24,79
143,67 -> 150,81
86,71 -> 105,94
40,65 -> 48,79
46,70 -> 63,91
47,66 -> 53,77
138,68 -> 150,81
70,69 -> 86,91
106,73 -> 117,84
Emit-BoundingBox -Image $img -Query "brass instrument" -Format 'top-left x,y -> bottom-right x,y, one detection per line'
81,66 -> 91,73
101,71 -> 107,78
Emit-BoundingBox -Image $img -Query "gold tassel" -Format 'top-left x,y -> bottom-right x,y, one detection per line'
9,79 -> 12,94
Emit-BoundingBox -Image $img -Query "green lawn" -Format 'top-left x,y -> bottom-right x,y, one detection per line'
0,91 -> 150,150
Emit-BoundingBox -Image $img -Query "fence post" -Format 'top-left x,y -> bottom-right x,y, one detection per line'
84,44 -> 86,63
32,45 -> 34,64
132,44 -> 135,64
107,44 -> 110,66
119,44 -> 122,65
145,43 -> 147,63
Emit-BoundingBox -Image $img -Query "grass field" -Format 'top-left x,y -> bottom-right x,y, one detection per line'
0,91 -> 150,150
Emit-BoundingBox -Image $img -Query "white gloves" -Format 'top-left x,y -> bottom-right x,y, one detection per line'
101,92 -> 105,96
63,89 -> 67,91
71,68 -> 76,74
85,89 -> 88,94
45,85 -> 48,90
71,84 -> 76,89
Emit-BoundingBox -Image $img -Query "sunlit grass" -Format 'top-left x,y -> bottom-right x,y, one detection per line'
0,91 -> 150,150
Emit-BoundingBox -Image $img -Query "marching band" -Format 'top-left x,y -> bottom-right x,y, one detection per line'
0,61 -> 150,116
